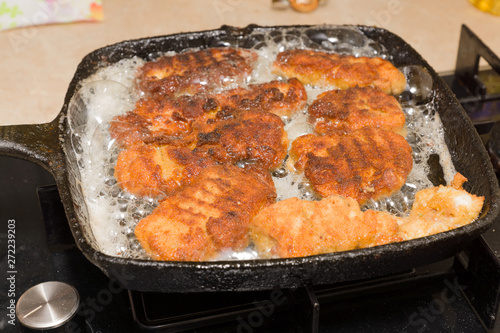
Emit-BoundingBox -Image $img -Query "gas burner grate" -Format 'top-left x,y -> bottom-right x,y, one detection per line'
441,24 -> 500,143
129,287 -> 304,332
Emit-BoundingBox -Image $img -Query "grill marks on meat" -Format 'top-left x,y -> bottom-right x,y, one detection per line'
289,133 -> 343,172
215,78 -> 307,117
304,127 -> 413,204
134,164 -> 276,261
104,46 -> 482,261
290,86 -> 410,201
109,78 -> 306,150
118,48 -> 306,261
138,48 -> 257,97
272,49 -> 407,95
309,86 -> 406,135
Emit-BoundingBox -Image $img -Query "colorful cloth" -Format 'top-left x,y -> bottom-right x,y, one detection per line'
0,0 -> 103,31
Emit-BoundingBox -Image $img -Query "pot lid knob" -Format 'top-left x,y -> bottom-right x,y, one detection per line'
16,281 -> 80,330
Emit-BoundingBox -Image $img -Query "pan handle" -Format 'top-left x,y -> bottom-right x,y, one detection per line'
0,116 -> 64,175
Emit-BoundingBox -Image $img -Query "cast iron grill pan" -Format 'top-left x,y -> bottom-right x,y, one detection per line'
1,24 -> 499,292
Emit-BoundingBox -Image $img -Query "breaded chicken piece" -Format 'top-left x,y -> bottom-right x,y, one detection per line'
135,164 -> 276,261
114,144 -> 215,197
308,86 -> 406,135
305,127 -> 413,204
110,94 -> 215,148
289,133 -> 343,172
138,47 -> 257,97
249,195 -> 402,258
249,173 -> 483,259
109,79 -> 306,148
272,49 -> 406,95
399,173 -> 484,240
194,111 -> 289,170
215,78 -> 307,118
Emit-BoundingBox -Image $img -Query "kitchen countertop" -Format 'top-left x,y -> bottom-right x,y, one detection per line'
0,0 -> 499,126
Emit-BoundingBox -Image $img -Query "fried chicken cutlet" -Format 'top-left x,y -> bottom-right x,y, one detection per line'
309,86 -> 406,135
114,144 -> 215,197
399,173 -> 484,240
113,110 -> 288,199
304,126 -> 413,204
272,49 -> 406,95
212,78 -> 307,118
109,79 -> 306,148
137,47 -> 257,97
249,173 -> 484,259
289,133 -> 343,171
194,110 -> 289,170
134,164 -> 276,261
249,195 -> 402,258
109,94 -> 216,148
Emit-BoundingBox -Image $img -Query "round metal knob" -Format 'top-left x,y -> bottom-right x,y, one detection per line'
16,281 -> 80,330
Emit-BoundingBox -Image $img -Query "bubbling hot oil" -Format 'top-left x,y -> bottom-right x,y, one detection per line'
69,26 -> 454,259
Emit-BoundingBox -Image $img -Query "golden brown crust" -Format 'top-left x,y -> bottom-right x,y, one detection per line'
450,172 -> 467,189
250,173 -> 484,259
309,86 -> 406,135
272,49 -> 407,95
134,164 -> 276,261
109,94 -> 216,149
289,133 -> 343,172
109,46 -> 485,262
109,111 -> 155,148
114,144 -> 215,197
194,110 -> 289,170
399,173 -> 484,240
138,47 -> 257,97
213,78 -> 307,117
304,127 -> 413,204
249,195 -> 402,258
109,79 -> 305,149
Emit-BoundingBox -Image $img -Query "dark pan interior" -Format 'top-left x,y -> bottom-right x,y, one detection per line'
53,24 -> 500,293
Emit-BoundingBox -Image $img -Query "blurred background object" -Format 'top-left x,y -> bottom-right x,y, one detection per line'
272,0 -> 326,12
469,0 -> 500,15
0,0 -> 103,31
